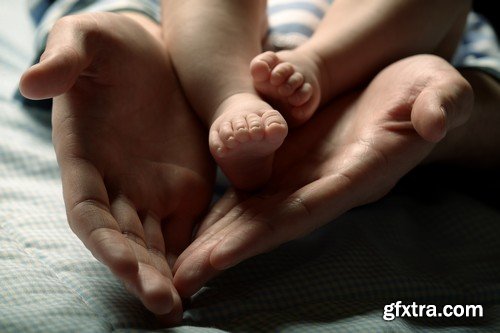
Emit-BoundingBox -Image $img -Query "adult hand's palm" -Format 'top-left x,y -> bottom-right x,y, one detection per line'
173,55 -> 473,297
20,13 -> 214,320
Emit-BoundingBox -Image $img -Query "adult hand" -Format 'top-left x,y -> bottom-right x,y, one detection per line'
20,12 -> 215,323
173,55 -> 473,297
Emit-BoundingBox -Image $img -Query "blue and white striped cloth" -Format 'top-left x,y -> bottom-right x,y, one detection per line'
452,11 -> 500,79
26,0 -> 500,82
265,0 -> 332,49
28,0 -> 160,55
265,0 -> 500,79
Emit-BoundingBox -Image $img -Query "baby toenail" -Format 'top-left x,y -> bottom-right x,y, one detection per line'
267,121 -> 281,126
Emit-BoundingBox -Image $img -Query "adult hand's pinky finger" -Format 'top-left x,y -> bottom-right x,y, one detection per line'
70,200 -> 138,278
155,292 -> 183,327
124,263 -> 177,316
61,159 -> 138,278
86,225 -> 139,278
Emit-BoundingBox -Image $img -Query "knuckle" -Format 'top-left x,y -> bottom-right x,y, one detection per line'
284,195 -> 311,217
68,198 -> 109,233
53,15 -> 78,30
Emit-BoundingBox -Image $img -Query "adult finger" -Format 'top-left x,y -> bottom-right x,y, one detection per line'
123,263 -> 176,315
209,174 -> 355,270
19,15 -> 97,99
155,288 -> 183,327
173,195 -> 259,297
411,61 -> 474,142
172,188 -> 247,273
174,174 -> 357,296
60,157 -> 138,279
112,204 -> 177,315
196,188 -> 247,236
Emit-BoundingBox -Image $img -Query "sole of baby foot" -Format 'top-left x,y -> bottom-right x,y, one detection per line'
250,49 -> 322,127
209,93 -> 288,190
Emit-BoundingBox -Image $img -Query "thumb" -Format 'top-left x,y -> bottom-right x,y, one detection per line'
411,70 -> 474,143
19,17 -> 95,100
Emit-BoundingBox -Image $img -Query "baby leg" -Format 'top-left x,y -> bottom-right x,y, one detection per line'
251,0 -> 472,125
163,0 -> 287,190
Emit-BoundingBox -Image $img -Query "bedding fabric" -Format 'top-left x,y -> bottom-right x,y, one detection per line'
1,1 -> 500,332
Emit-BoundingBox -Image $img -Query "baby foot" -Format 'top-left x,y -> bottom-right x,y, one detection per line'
250,50 -> 322,126
209,93 -> 288,190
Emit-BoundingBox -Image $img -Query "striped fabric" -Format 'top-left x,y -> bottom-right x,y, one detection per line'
24,0 -> 500,80
28,0 -> 160,54
452,12 -> 500,79
265,0 -> 332,50
266,1 -> 500,80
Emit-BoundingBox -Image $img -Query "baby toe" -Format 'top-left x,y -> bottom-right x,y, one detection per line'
288,82 -> 313,107
246,113 -> 265,141
270,62 -> 295,86
250,51 -> 279,82
232,116 -> 251,143
261,110 -> 288,143
209,129 -> 227,157
218,121 -> 239,149
278,72 -> 305,97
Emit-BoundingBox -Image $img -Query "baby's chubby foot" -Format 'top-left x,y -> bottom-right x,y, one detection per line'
250,50 -> 322,126
209,93 -> 287,190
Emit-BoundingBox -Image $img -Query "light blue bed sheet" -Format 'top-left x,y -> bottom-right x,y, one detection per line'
1,2 -> 500,333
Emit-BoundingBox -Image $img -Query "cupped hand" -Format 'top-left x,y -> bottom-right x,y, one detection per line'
172,54 -> 473,297
20,12 -> 215,323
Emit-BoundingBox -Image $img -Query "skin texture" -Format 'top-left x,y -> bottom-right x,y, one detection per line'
425,68 -> 500,168
163,0 -> 470,191
17,3 -> 500,324
19,12 -> 215,325
250,50 -> 321,126
172,55 -> 474,297
162,0 -> 287,191
251,0 -> 472,125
